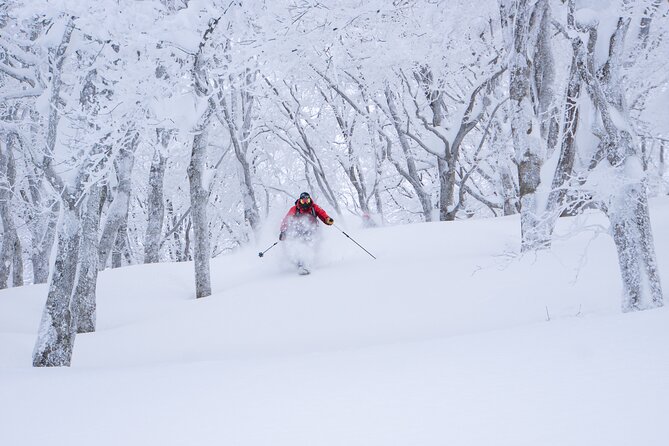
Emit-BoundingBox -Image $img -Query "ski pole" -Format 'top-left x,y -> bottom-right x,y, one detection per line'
334,225 -> 377,260
258,241 -> 279,258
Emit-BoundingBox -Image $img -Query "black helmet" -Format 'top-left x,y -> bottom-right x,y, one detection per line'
297,192 -> 312,209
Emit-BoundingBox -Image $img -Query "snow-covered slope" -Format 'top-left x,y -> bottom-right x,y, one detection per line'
1,200 -> 669,445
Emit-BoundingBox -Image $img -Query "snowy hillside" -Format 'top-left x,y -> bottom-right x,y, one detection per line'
1,200 -> 669,446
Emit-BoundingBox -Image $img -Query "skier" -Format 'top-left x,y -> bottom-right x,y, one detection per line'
279,192 -> 334,274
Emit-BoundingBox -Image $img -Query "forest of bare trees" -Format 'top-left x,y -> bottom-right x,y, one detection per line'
0,0 -> 667,366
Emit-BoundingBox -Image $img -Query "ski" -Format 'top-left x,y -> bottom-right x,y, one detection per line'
297,262 -> 310,275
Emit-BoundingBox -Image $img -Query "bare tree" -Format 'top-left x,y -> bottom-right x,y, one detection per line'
186,15 -> 223,299
265,76 -> 342,214
408,66 -> 506,220
0,14 -> 57,284
570,12 -> 663,311
217,65 -> 261,231
384,85 -> 434,221
320,87 -> 375,216
188,99 -> 215,298
32,18 -> 79,367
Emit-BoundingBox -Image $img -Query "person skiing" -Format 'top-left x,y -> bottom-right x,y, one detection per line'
279,192 -> 333,274
279,192 -> 334,241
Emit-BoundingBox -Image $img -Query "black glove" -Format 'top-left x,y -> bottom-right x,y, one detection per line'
279,232 -> 286,241
325,217 -> 334,225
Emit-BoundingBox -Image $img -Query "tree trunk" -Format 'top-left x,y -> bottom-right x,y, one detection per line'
533,1 -> 559,158
0,135 -> 20,289
544,41 -> 581,228
30,20 -> 74,285
373,143 -> 385,223
31,208 -> 58,284
220,87 -> 261,232
27,171 -> 58,284
351,164 -> 371,215
183,217 -> 192,262
8,135 -> 23,287
0,136 -> 20,288
660,142 -> 666,194
509,0 -> 549,251
33,200 -> 81,367
11,238 -> 23,287
607,183 -> 663,312
384,87 -> 433,221
73,183 -> 102,333
573,15 -> 664,312
188,100 -> 215,299
144,130 -> 169,263
415,67 -> 455,221
324,92 -> 371,216
234,151 -> 260,231
500,167 -> 518,216
98,130 -> 138,269
111,221 -> 127,269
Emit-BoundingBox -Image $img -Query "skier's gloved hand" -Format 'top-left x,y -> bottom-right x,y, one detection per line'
325,217 -> 334,225
279,232 -> 286,241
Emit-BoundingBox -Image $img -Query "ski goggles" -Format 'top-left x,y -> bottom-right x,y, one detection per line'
299,197 -> 312,206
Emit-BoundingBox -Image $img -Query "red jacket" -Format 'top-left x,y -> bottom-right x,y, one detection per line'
280,203 -> 331,233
